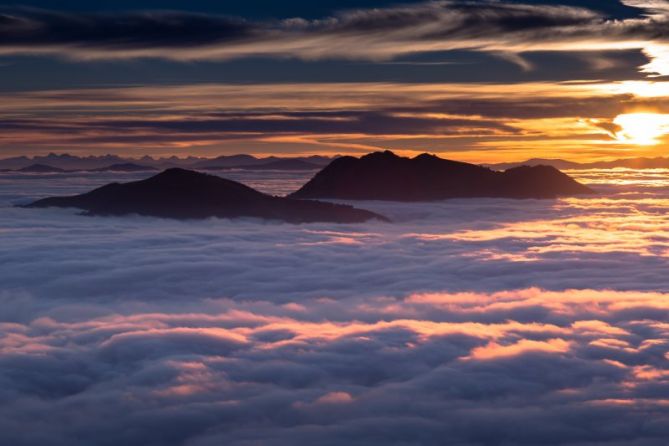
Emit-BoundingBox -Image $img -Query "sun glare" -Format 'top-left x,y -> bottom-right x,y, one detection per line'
613,113 -> 669,146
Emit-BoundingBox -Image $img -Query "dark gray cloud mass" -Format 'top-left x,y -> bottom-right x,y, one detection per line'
1,169 -> 669,445
0,8 -> 256,47
0,111 -> 517,136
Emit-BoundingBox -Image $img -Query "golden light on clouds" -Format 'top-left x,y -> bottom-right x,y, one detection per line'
613,113 -> 669,146
6,81 -> 669,161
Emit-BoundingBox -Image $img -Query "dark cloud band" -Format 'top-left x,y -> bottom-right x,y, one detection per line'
0,1 -> 668,75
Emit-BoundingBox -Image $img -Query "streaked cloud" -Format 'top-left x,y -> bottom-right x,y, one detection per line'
2,79 -> 669,160
2,1 -> 669,76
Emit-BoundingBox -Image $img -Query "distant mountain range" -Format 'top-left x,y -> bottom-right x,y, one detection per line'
486,156 -> 669,171
89,163 -> 160,172
5,162 -> 159,173
0,153 -> 333,172
5,152 -> 668,174
26,168 -> 387,224
291,151 -> 594,201
16,164 -> 68,173
200,159 -> 321,171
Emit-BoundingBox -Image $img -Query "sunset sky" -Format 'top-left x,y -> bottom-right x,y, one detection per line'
3,0 -> 669,162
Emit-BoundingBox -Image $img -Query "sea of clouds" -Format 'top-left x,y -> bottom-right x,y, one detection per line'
1,168 -> 669,445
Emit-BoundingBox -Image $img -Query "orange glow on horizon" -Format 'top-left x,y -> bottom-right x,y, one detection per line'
6,81 -> 669,163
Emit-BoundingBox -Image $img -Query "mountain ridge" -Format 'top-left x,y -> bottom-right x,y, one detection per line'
487,156 -> 669,171
25,168 -> 388,224
5,152 -> 668,172
290,151 -> 594,201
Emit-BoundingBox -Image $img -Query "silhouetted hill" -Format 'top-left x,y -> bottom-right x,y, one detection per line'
487,156 -> 669,171
290,151 -> 594,201
0,156 -> 31,170
588,157 -> 669,169
193,154 -> 259,168
90,163 -> 158,172
18,164 -> 66,173
205,159 -> 319,171
194,155 -> 331,170
487,158 -> 582,171
26,168 -> 387,223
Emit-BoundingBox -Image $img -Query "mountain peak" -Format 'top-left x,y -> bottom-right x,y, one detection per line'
18,164 -> 65,173
413,153 -> 439,161
362,150 -> 398,160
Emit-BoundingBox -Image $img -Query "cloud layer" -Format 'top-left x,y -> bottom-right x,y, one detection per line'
1,168 -> 669,444
3,80 -> 669,160
4,2 -> 669,160
1,288 -> 669,445
2,1 -> 669,75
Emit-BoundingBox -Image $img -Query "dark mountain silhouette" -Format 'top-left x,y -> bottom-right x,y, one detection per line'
290,151 -> 594,201
90,163 -> 158,172
194,155 -> 331,169
260,155 -> 333,166
10,162 -> 156,173
193,154 -> 259,168
487,156 -> 669,171
26,168 -> 388,223
204,159 -> 319,171
0,156 -> 31,170
18,164 -> 66,173
5,152 -> 669,173
23,154 -> 125,170
487,158 -> 582,171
